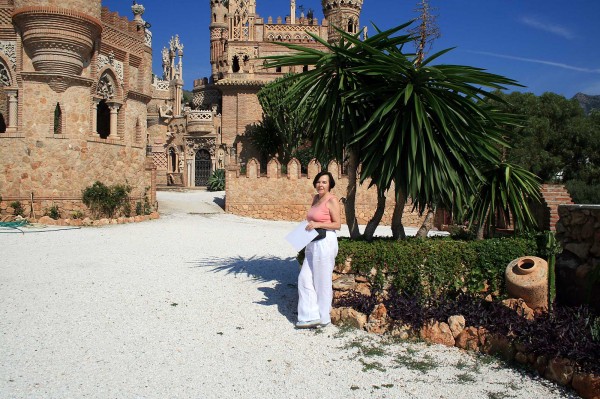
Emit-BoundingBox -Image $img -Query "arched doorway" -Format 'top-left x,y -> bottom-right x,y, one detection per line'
194,149 -> 212,186
169,147 -> 177,172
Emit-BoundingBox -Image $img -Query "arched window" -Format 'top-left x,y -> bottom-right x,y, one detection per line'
97,99 -> 110,138
53,103 -> 62,135
0,113 -> 6,133
232,55 -> 240,72
303,65 -> 309,72
348,19 -> 354,33
276,66 -> 282,73
135,117 -> 142,142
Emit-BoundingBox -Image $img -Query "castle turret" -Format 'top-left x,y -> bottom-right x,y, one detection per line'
12,0 -> 102,76
210,0 -> 228,80
321,0 -> 363,44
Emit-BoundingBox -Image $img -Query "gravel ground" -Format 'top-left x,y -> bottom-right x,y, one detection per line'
0,190 -> 577,399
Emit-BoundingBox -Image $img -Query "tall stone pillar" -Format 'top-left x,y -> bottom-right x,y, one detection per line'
91,98 -> 101,133
6,89 -> 18,131
187,159 -> 194,187
108,103 -> 120,138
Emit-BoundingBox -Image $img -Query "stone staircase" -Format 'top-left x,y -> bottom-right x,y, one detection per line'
540,184 -> 574,231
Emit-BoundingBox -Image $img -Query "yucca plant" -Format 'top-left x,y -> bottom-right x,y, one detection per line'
468,162 -> 541,238
264,21 -> 538,239
207,169 -> 225,192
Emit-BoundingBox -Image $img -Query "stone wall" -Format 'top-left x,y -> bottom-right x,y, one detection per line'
555,204 -> 600,312
330,256 -> 600,398
226,157 -> 427,227
0,0 -> 155,218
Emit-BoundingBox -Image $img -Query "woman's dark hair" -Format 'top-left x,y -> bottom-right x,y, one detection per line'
313,171 -> 335,189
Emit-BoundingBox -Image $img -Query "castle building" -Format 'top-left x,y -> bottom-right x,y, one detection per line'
0,0 -> 156,217
148,0 -> 364,188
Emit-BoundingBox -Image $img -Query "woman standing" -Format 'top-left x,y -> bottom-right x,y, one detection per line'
296,171 -> 341,329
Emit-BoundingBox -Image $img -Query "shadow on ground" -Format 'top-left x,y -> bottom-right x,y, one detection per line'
212,195 -> 225,210
190,255 -> 299,323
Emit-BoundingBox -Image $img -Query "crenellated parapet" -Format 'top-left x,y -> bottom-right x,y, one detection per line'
225,157 -> 427,227
321,0 -> 363,43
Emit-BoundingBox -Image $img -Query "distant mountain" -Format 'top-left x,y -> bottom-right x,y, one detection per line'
573,93 -> 600,115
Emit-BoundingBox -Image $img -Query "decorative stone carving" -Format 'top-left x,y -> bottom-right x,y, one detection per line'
162,47 -> 170,78
145,30 -> 152,47
97,53 -> 124,83
159,103 -> 174,119
0,63 -> 10,86
192,90 -> 221,108
152,75 -> 170,91
187,110 -> 213,122
131,3 -> 145,20
12,7 -> 102,76
97,73 -> 115,99
0,41 -> 16,70
186,137 -> 216,157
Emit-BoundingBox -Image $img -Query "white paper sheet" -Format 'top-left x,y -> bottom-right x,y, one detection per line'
285,220 -> 318,251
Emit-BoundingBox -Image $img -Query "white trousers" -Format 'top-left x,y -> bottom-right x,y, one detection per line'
297,230 -> 338,324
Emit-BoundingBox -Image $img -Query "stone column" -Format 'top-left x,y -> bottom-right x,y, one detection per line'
6,89 -> 18,131
91,98 -> 101,133
108,103 -> 120,138
187,159 -> 194,187
291,0 -> 296,24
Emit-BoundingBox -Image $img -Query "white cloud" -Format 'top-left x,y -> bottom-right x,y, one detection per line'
520,16 -> 576,40
467,51 -> 600,74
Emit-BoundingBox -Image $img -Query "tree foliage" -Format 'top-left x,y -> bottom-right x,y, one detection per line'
247,74 -> 313,166
263,22 -> 540,238
492,91 -> 600,184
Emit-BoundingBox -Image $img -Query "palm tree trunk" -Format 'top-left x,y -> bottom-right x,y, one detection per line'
344,147 -> 361,239
391,186 -> 406,240
476,208 -> 490,240
363,188 -> 386,241
416,206 -> 436,238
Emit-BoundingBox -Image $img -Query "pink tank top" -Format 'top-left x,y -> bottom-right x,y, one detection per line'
307,195 -> 333,223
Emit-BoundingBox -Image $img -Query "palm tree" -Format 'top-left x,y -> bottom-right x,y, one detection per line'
264,22 -> 539,239
469,162 -> 541,239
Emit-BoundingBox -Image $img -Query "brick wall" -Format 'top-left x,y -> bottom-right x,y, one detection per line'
532,184 -> 574,231
226,157 -> 427,227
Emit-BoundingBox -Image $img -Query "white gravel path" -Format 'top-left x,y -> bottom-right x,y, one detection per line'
0,190 -> 577,399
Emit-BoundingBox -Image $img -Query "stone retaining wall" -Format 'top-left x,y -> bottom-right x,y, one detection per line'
225,157 -> 427,227
555,204 -> 600,312
330,259 -> 600,398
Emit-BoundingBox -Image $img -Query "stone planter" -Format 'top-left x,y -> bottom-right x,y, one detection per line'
505,256 -> 548,310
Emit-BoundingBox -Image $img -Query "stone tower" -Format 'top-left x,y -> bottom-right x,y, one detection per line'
228,0 -> 256,41
209,0 -> 228,79
12,0 -> 102,81
321,0 -> 363,43
1,0 -> 157,215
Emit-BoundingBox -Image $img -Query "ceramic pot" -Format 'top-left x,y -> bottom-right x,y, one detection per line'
505,256 -> 548,310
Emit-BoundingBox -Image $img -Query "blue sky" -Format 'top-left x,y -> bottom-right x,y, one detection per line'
102,0 -> 600,97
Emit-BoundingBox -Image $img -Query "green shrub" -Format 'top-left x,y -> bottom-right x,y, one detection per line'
135,201 -> 143,216
143,194 -> 152,215
10,201 -> 25,217
71,210 -> 84,220
82,181 -> 131,218
207,169 -> 225,191
566,180 -> 600,204
332,236 -> 540,300
122,201 -> 132,217
45,205 -> 60,220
